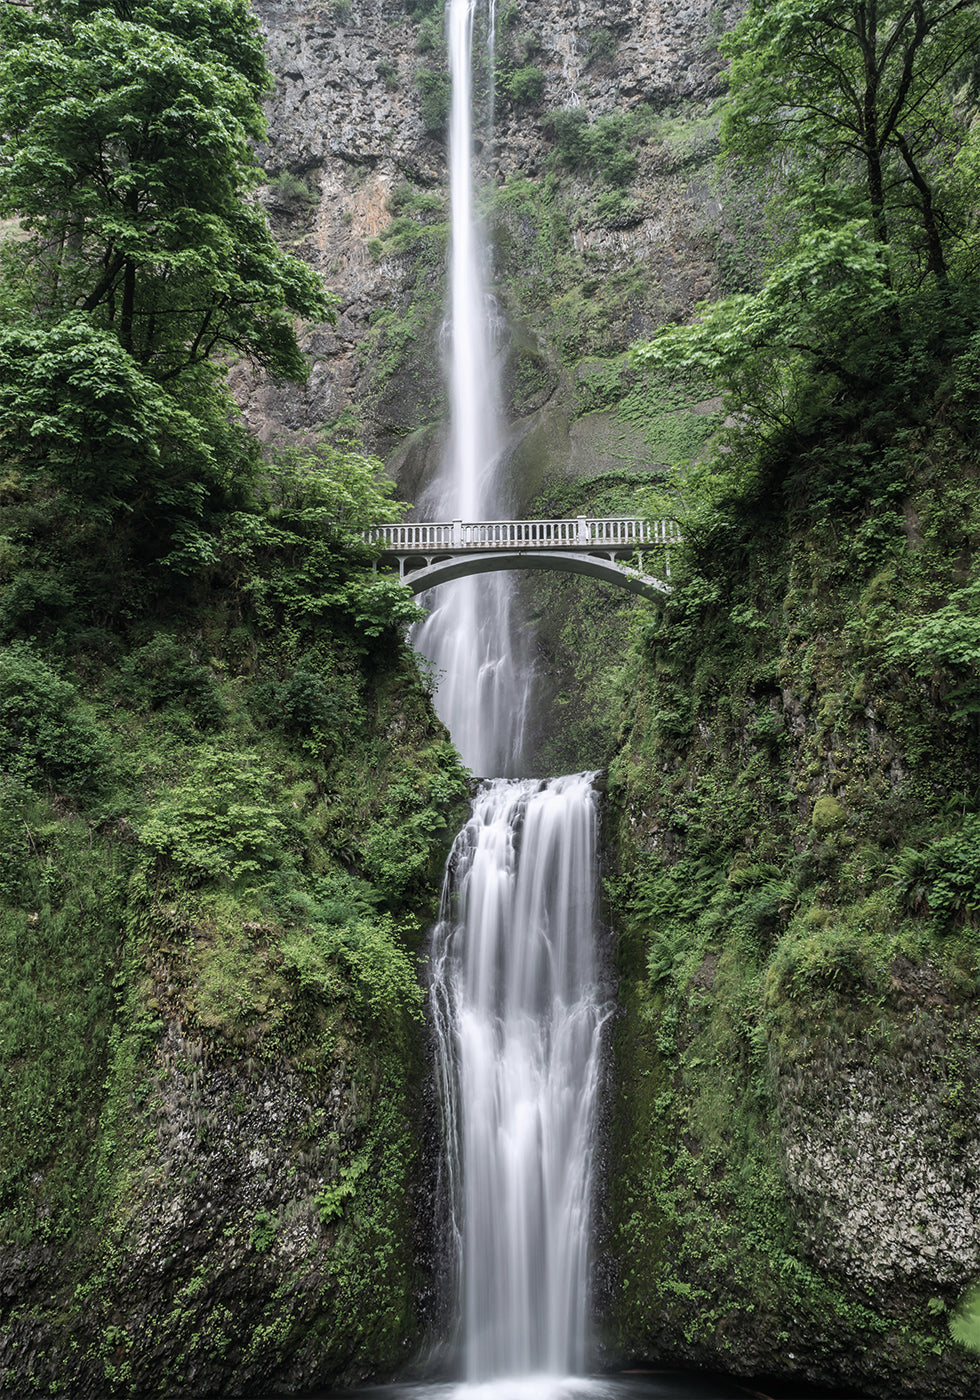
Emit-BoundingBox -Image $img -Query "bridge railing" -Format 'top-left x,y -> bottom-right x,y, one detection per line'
367,517 -> 681,551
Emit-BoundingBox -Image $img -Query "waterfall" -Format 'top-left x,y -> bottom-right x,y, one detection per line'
429,775 -> 608,1381
415,0 -> 608,1385
411,0 -> 530,777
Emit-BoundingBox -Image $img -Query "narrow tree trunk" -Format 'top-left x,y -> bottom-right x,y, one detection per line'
895,130 -> 949,285
119,258 -> 136,354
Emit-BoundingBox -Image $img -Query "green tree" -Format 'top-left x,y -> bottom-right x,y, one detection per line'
635,0 -> 980,450
721,0 -> 980,284
0,0 -> 333,536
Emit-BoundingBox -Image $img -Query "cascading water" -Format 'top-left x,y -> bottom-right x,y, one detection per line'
429,775 -> 608,1381
416,0 -> 608,1388
411,0 -> 530,778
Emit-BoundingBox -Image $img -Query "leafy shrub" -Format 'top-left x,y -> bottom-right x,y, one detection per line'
284,914 -> 424,1031
416,67 -> 450,134
603,147 -> 639,186
115,633 -> 226,730
884,576 -> 980,718
386,184 -> 444,218
222,445 -> 421,649
546,107 -> 644,185
267,170 -> 318,208
950,1284 -> 980,1353
139,746 -> 286,883
377,59 -> 400,89
890,818 -> 980,930
405,0 -> 441,21
503,64 -> 545,105
414,17 -> 440,53
250,667 -> 351,752
765,923 -> 873,1002
593,189 -> 643,228
279,669 -> 343,735
0,571 -> 76,641
546,108 -> 591,166
0,644 -> 107,795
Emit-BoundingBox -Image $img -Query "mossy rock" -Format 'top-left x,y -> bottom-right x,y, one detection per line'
811,794 -> 846,835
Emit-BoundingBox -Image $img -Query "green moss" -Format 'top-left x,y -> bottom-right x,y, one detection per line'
811,793 -> 846,834
0,451 -> 468,1389
606,343 -> 980,1390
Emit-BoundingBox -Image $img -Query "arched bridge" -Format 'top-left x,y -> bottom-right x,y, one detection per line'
367,517 -> 680,600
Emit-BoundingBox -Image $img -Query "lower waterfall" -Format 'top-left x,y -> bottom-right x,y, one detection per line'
429,773 -> 609,1382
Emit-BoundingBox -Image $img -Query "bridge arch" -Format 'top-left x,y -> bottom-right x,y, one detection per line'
395,549 -> 670,599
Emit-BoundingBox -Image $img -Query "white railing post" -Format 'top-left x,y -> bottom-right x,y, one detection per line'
453,519 -> 462,547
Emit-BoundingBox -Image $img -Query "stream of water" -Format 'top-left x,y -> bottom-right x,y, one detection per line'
429,775 -> 609,1380
409,0 -> 610,1385
410,0 -> 530,778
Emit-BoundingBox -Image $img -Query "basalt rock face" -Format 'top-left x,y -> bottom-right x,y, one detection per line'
234,0 -> 737,486
602,460 -> 980,1396
0,896 -> 437,1400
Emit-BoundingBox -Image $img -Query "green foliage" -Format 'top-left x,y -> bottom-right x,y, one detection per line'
890,819 -> 980,931
376,59 -> 400,90
0,0 -> 331,377
405,0 -> 441,22
0,316 -> 242,525
283,913 -> 425,1032
115,634 -> 226,731
218,444 -> 423,650
359,742 -> 470,906
634,225 -> 899,436
0,643 -> 107,795
139,746 -> 287,883
580,25 -> 616,68
249,1209 -> 276,1253
0,789 -> 126,1239
267,170 -> 318,207
884,575 -> 980,718
721,0 -> 980,283
368,214 -> 448,262
592,189 -> 643,229
811,794 -> 846,835
0,0 -> 333,553
635,0 -> 980,481
617,369 -> 721,465
501,63 -> 545,105
413,16 -> 441,52
545,107 -> 650,186
416,66 -> 450,134
950,1283 -> 980,1352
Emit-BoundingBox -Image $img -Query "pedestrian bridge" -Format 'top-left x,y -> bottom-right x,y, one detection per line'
366,517 -> 680,599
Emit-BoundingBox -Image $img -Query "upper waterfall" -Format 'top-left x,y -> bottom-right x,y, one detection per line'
410,0 -> 532,778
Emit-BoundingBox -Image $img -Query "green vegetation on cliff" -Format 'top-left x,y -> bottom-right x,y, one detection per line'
0,0 -> 468,1386
0,438 -> 468,1394
604,0 -> 980,1392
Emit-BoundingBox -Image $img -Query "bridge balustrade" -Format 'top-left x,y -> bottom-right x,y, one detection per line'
367,517 -> 681,552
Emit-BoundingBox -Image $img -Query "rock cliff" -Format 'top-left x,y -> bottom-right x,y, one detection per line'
235,0 -> 737,487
